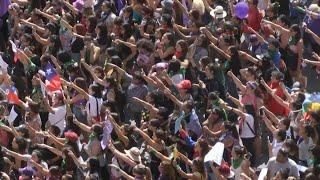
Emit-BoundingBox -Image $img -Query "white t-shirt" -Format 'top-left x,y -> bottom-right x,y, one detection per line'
240,114 -> 255,138
48,105 -> 67,133
86,95 -> 103,118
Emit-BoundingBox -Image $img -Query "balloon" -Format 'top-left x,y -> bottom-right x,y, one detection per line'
235,2 -> 249,19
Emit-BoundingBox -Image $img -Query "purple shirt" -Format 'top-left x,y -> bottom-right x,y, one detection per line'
0,0 -> 10,17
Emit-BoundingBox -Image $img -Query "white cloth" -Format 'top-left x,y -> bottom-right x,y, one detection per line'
240,114 -> 255,138
48,105 -> 67,133
86,95 -> 103,118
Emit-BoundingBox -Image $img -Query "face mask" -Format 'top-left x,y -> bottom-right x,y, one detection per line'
174,51 -> 183,58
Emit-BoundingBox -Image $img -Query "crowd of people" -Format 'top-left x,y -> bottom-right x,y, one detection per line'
0,0 -> 320,179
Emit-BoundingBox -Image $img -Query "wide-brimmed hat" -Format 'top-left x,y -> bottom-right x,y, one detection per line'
125,147 -> 141,163
309,4 -> 320,13
210,6 -> 227,19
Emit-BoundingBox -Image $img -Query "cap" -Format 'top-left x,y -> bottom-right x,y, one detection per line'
64,131 -> 79,142
176,80 -> 192,90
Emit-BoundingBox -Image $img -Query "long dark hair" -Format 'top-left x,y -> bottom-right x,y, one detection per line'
290,24 -> 301,43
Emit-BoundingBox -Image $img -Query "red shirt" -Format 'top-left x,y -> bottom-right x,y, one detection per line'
247,7 -> 263,31
265,82 -> 290,116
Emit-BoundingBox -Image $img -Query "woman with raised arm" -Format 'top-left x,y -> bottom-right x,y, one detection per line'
62,78 -> 103,124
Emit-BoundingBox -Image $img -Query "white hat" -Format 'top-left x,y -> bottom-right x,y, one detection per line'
125,147 -> 141,163
309,4 -> 320,13
210,6 -> 227,19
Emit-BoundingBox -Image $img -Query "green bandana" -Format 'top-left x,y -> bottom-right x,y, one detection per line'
232,157 -> 243,169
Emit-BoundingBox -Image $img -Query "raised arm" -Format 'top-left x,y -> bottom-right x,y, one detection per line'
302,58 -> 320,66
261,115 -> 277,134
133,127 -> 163,151
261,106 -> 280,125
200,27 -> 218,44
73,118 -> 91,133
248,27 -> 267,44
108,116 -> 129,147
306,28 -> 320,45
61,79 -> 89,100
147,146 -> 170,162
132,97 -> 159,114
211,43 -> 231,60
108,143 -> 137,167
81,61 -> 108,87
225,106 -> 246,120
20,19 -> 46,33
32,29 -> 50,45
109,165 -> 135,180
30,160 -> 50,176
37,144 -> 63,156
239,51 -> 259,64
227,71 -> 246,92
163,88 -> 183,108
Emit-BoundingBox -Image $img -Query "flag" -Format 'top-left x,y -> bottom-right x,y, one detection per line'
9,40 -> 18,63
0,55 -> 8,71
101,117 -> 114,150
7,106 -> 18,125
45,63 -> 61,92
174,111 -> 185,134
302,93 -> 320,120
7,86 -> 20,104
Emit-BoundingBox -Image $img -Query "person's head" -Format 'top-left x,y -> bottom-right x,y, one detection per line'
48,166 -> 61,180
137,38 -> 155,55
275,129 -> 287,142
290,24 -> 301,41
268,38 -> 280,52
276,148 -> 289,163
31,149 -> 42,163
95,24 -> 108,37
161,32 -> 175,47
272,168 -> 290,180
192,158 -> 205,174
49,125 -> 61,137
244,67 -> 257,82
12,137 -> 28,153
74,77 -> 88,92
158,161 -> 175,179
267,2 -> 280,18
123,6 -> 133,19
88,84 -> 102,98
231,146 -> 246,159
196,34 -> 209,48
182,100 -> 194,113
121,23 -> 133,40
174,39 -> 188,59
283,139 -> 299,158
278,118 -> 290,131
28,101 -> 40,115
52,92 -> 64,106
73,23 -> 86,36
194,139 -> 210,158
87,158 -> 100,174
247,0 -> 258,8
207,107 -> 223,122
271,70 -> 283,83
167,59 -> 180,76
299,123 -> 315,138
160,14 -> 173,29
310,145 -> 320,166
91,124 -> 103,141
152,129 -> 166,142
277,14 -> 290,28
154,28 -> 166,40
132,164 -> 148,179
245,81 -> 258,95
156,107 -> 170,121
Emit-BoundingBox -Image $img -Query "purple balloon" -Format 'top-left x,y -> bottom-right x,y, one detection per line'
235,2 -> 249,19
